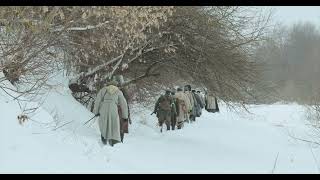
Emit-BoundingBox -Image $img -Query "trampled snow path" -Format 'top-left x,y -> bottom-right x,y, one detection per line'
1,73 -> 320,173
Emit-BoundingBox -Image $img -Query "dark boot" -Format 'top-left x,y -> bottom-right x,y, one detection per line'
165,121 -> 170,131
167,126 -> 170,131
108,139 -> 114,147
101,135 -> 107,145
120,133 -> 124,143
171,120 -> 176,130
177,122 -> 182,129
189,115 -> 193,122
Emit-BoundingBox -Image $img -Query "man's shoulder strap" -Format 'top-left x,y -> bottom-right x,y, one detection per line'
100,88 -> 109,101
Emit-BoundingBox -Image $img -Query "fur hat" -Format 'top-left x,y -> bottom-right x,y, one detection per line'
165,90 -> 171,95
184,85 -> 191,91
106,79 -> 118,86
113,75 -> 124,86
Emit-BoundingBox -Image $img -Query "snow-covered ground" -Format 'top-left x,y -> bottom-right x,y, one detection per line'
1,72 -> 320,173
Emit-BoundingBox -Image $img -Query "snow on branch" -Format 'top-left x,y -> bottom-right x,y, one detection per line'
52,21 -> 110,32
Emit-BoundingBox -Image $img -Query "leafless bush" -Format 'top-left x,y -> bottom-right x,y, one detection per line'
122,7 -> 273,111
0,7 -> 273,114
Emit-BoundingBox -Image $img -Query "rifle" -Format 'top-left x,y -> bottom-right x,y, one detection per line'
84,88 -> 108,126
83,114 -> 99,125
128,116 -> 132,124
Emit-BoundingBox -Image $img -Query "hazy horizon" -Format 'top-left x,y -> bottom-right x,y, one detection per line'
264,6 -> 320,26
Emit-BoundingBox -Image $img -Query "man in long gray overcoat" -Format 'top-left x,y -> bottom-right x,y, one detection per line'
93,80 -> 129,146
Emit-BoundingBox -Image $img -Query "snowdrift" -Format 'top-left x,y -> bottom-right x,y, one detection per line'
1,72 -> 320,173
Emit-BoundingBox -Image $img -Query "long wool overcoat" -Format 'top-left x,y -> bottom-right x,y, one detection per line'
93,85 -> 128,142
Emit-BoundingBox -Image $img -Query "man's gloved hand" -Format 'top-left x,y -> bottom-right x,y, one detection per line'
95,113 -> 100,117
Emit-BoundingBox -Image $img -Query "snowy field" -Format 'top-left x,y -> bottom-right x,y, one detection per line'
1,72 -> 320,174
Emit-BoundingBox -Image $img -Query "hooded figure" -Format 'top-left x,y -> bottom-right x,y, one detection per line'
192,89 -> 204,117
174,87 -> 192,129
170,91 -> 179,130
184,85 -> 195,122
205,91 -> 219,113
113,75 -> 131,142
185,85 -> 198,122
197,90 -> 206,108
93,80 -> 128,146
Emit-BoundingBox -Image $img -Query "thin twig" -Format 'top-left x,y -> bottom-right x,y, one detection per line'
309,143 -> 320,173
52,120 -> 74,131
271,152 -> 279,174
289,134 -> 320,146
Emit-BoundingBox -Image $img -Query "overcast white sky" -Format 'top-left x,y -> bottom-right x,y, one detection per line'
264,6 -> 320,26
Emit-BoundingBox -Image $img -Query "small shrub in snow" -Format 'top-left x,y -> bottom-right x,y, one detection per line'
17,114 -> 29,125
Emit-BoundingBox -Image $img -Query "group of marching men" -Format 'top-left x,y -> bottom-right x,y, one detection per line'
152,84 -> 219,132
92,76 -> 219,146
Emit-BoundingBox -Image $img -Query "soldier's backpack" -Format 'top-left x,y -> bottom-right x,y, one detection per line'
159,95 -> 172,111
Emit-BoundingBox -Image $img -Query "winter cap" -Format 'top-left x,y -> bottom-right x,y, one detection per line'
106,79 -> 119,86
184,85 -> 191,91
165,90 -> 171,95
113,75 -> 124,86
